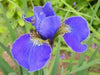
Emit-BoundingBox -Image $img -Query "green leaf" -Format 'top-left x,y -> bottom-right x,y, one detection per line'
76,33 -> 94,75
50,36 -> 60,75
67,52 -> 75,71
18,19 -> 25,26
8,72 -> 17,75
0,42 -> 12,57
0,41 -> 18,66
61,67 -> 64,75
90,0 -> 100,25
43,68 -> 49,75
67,59 -> 100,74
0,55 -> 14,75
88,46 -> 100,62
0,3 -> 17,42
22,68 -> 29,75
23,0 -> 29,33
67,52 -> 75,75
6,9 -> 15,19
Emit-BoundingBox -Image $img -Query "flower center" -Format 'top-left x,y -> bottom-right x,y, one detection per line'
33,40 -> 42,46
31,39 -> 42,46
65,24 -> 72,33
54,23 -> 72,39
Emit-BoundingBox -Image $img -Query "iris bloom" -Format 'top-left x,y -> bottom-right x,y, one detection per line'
12,1 -> 89,72
23,2 -> 61,41
12,2 -> 60,72
63,16 -> 89,52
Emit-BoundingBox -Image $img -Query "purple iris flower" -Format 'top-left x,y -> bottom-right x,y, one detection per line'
63,16 -> 89,52
23,2 -> 61,41
11,34 -> 51,72
12,2 -> 60,72
11,1 -> 89,73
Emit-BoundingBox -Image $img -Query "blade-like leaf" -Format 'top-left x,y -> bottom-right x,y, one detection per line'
50,36 -> 60,75
8,72 -> 17,75
90,0 -> 100,25
0,42 -> 12,57
81,46 -> 100,75
0,55 -> 14,75
23,0 -> 29,33
0,42 -> 18,68
67,59 -> 100,74
67,52 -> 75,75
0,3 -> 17,42
61,67 -> 64,75
22,68 -> 29,75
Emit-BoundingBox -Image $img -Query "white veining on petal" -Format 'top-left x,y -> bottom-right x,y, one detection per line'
65,25 -> 72,33
31,39 -> 42,46
40,12 -> 44,15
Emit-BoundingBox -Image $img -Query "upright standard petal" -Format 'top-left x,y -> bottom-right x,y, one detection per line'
33,2 -> 55,32
11,34 -> 52,72
63,16 -> 89,52
34,6 -> 46,32
43,2 -> 55,16
39,16 -> 61,41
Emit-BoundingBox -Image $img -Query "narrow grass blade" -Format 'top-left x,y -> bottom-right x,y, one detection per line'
81,46 -> 100,75
0,41 -> 19,68
50,37 -> 60,75
67,52 -> 75,75
0,41 -> 19,69
29,72 -> 34,75
76,52 -> 86,75
76,52 -> 86,68
61,67 -> 64,75
23,0 -> 29,33
0,3 -> 17,41
22,68 -> 29,75
67,59 -> 100,74
0,42 -> 12,57
44,68 -> 49,75
34,71 -> 38,75
29,69 -> 44,75
88,46 -> 100,62
8,72 -> 17,75
76,33 -> 94,75
89,72 -> 100,75
0,55 -> 14,75
90,0 -> 100,25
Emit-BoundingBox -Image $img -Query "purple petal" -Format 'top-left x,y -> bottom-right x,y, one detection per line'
43,2 -> 55,17
63,16 -> 89,52
34,6 -> 46,32
39,16 -> 61,41
11,34 -> 51,71
11,34 -> 33,69
33,2 -> 56,34
63,33 -> 87,52
28,43 -> 51,72
22,14 -> 35,25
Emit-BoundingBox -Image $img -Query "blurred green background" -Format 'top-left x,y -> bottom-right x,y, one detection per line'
0,0 -> 100,75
